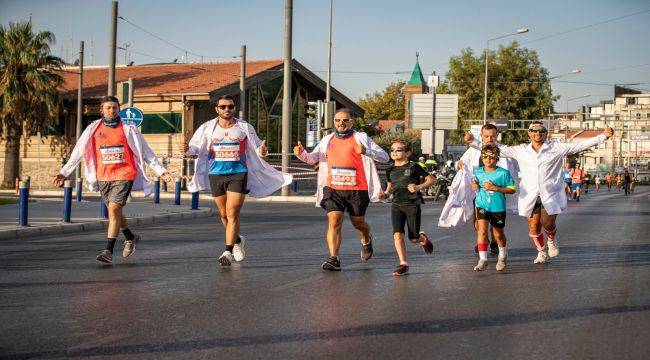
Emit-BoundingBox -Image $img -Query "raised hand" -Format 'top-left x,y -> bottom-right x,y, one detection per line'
259,140 -> 268,156
354,138 -> 366,155
293,141 -> 305,157
604,124 -> 614,139
464,132 -> 474,144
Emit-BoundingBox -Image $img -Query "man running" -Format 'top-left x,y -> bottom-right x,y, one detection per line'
623,169 -> 632,196
294,108 -> 389,271
562,162 -> 573,197
605,172 -> 612,191
465,121 -> 614,264
594,173 -> 601,192
570,163 -> 585,201
182,95 -> 292,266
457,123 -> 520,255
583,171 -> 591,194
53,96 -> 174,264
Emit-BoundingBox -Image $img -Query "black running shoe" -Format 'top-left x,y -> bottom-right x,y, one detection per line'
321,256 -> 341,271
361,238 -> 373,261
392,264 -> 409,276
490,241 -> 499,255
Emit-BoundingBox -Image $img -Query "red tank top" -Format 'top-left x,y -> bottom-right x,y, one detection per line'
326,135 -> 367,191
93,122 -> 138,181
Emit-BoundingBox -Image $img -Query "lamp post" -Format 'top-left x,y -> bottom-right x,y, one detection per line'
548,69 -> 581,126
483,28 -> 529,124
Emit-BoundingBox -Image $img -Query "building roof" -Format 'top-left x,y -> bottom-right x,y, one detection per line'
407,60 -> 425,86
375,120 -> 404,132
57,60 -> 283,98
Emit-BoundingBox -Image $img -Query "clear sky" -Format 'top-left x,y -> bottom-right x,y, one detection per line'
2,0 -> 649,114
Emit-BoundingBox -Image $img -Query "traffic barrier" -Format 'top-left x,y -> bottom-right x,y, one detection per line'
18,181 -> 29,226
100,199 -> 108,219
191,192 -> 199,210
174,179 -> 182,205
62,180 -> 72,223
153,177 -> 160,204
75,178 -> 83,202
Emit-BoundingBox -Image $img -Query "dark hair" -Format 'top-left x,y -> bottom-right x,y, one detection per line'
481,144 -> 500,157
100,95 -> 120,105
481,123 -> 498,132
215,95 -> 235,104
335,107 -> 352,117
390,139 -> 411,151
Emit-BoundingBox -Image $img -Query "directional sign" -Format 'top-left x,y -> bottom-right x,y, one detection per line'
409,94 -> 459,130
119,107 -> 144,127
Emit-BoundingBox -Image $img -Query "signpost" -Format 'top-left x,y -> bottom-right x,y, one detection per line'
409,94 -> 459,130
119,106 -> 143,127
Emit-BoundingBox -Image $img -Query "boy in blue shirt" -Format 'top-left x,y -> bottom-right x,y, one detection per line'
471,145 -> 516,271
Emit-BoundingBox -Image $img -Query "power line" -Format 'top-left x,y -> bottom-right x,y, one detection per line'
522,8 -> 650,44
117,46 -> 170,63
579,62 -> 650,75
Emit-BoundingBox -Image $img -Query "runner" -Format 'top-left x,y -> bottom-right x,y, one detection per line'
464,121 -> 614,264
605,172 -> 612,191
470,144 -> 516,271
53,96 -> 174,264
456,123 -> 520,255
378,140 -> 435,276
294,108 -> 389,271
562,162 -> 573,198
631,173 -> 638,192
594,173 -> 601,192
623,169 -> 632,196
570,163 -> 585,201
584,171 -> 591,194
616,173 -> 622,191
182,95 -> 292,266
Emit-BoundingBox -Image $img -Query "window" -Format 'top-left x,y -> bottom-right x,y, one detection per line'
140,112 -> 182,134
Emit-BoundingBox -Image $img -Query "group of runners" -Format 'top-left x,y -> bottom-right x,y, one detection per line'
53,95 -> 615,275
564,165 -> 637,198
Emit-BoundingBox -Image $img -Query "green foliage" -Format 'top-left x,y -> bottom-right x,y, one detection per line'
373,129 -> 422,160
354,117 -> 380,138
357,80 -> 405,121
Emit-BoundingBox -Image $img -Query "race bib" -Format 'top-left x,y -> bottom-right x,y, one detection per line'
100,145 -> 125,164
330,166 -> 357,186
213,142 -> 240,162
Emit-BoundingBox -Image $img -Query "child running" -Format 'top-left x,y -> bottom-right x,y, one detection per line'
471,144 -> 517,271
378,140 -> 435,276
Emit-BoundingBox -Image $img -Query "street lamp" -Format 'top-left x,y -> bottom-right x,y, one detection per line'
483,28 -> 529,124
550,69 -> 581,79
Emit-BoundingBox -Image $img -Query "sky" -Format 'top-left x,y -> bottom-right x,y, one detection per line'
2,0 -> 649,113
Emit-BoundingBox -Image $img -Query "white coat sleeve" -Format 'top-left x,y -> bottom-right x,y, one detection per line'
246,124 -> 266,157
185,124 -> 205,157
556,134 -> 606,157
59,126 -> 93,177
365,138 -> 390,163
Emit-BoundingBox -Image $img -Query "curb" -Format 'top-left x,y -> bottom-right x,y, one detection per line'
0,208 -> 214,240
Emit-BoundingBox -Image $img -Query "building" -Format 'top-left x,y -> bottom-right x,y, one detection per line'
0,59 -> 363,188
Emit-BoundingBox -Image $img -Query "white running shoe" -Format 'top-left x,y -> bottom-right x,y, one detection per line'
496,256 -> 507,271
533,251 -> 548,264
232,235 -> 246,262
547,239 -> 559,258
473,260 -> 488,271
218,251 -> 235,266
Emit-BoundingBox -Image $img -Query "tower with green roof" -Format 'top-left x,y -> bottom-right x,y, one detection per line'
404,52 -> 427,128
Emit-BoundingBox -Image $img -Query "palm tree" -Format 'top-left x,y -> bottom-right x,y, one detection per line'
0,21 -> 63,188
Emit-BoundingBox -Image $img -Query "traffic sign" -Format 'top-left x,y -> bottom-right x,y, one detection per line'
119,107 -> 144,127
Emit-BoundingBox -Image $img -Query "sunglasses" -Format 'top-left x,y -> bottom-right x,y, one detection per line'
334,118 -> 352,123
528,128 -> 547,134
390,148 -> 406,153
217,104 -> 235,110
481,154 -> 497,159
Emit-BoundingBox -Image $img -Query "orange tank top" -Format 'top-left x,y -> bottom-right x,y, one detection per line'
326,135 -> 367,191
93,122 -> 138,181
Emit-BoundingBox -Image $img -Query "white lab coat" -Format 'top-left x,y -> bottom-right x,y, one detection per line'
296,132 -> 390,206
59,119 -> 167,196
185,118 -> 292,197
438,164 -> 474,227
459,145 -> 520,212
471,134 -> 607,217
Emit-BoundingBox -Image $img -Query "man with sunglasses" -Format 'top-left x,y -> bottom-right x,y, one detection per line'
457,123 -> 520,255
294,108 -> 389,271
182,95 -> 292,266
465,121 -> 614,264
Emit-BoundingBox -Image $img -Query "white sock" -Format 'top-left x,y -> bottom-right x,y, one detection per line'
400,261 -> 408,265
499,247 -> 507,258
479,251 -> 488,261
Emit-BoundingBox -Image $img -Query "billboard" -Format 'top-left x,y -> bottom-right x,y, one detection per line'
409,94 -> 459,130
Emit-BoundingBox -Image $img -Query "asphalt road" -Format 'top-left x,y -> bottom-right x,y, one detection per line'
1,187 -> 649,359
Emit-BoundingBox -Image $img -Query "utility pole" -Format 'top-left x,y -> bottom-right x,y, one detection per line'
108,1 -> 118,96
239,45 -> 247,120
281,0 -> 293,196
127,77 -> 134,107
326,0 -> 333,103
75,41 -> 84,180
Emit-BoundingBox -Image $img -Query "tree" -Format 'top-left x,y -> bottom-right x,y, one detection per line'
0,21 -> 63,188
437,41 -> 556,144
357,80 -> 405,121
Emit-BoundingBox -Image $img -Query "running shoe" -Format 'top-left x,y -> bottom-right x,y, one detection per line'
392,264 -> 409,276
232,235 -> 246,262
489,241 -> 499,255
496,256 -> 507,271
533,251 -> 548,264
473,259 -> 488,271
321,256 -> 341,271
122,234 -> 141,258
361,237 -> 373,261
96,249 -> 113,264
218,251 -> 235,267
419,231 -> 433,254
547,239 -> 559,258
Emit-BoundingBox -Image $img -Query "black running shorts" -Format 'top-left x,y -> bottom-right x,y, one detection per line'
320,187 -> 370,216
475,207 -> 506,228
209,173 -> 249,197
391,203 -> 421,240
531,196 -> 546,215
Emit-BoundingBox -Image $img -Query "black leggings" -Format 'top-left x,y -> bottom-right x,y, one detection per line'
391,204 -> 421,240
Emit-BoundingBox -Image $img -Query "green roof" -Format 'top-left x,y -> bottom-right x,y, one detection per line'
407,58 -> 425,86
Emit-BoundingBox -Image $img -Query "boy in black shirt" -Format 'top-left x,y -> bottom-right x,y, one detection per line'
379,140 -> 435,276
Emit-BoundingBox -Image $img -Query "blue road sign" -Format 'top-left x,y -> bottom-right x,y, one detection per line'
119,107 -> 144,127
